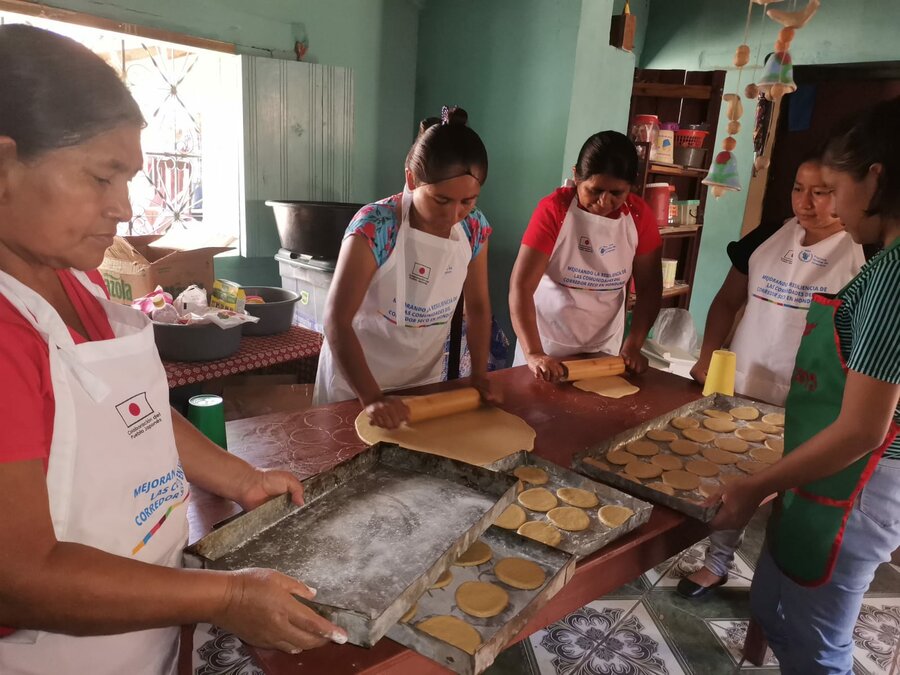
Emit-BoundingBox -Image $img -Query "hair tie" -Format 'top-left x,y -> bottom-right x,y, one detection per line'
440,106 -> 450,125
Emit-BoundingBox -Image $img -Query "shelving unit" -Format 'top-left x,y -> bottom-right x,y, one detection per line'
629,68 -> 726,310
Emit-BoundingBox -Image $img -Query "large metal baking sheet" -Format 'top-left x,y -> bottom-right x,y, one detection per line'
183,444 -> 518,647
387,525 -> 575,675
485,453 -> 652,559
573,394 -> 784,522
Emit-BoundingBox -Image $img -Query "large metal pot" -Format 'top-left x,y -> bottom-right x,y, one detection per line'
266,200 -> 364,260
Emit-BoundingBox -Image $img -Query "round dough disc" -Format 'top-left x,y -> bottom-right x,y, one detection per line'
750,447 -> 781,464
517,521 -> 562,547
702,447 -> 740,465
715,437 -> 749,453
703,418 -> 737,433
518,488 -> 558,512
547,506 -> 591,532
762,412 -> 785,426
765,438 -> 785,453
699,479 -> 722,498
401,603 -> 417,623
736,427 -> 767,443
495,504 -> 528,530
494,557 -> 547,590
456,581 -> 509,618
417,615 -> 482,654
646,429 -> 677,442
431,569 -> 453,589
607,449 -> 637,465
686,460 -> 720,477
455,540 -> 492,567
624,460 -> 663,479
730,406 -> 760,421
646,481 -> 676,496
721,473 -> 744,486
557,487 -> 599,508
737,459 -> 767,474
669,439 -> 701,456
584,457 -> 610,471
671,416 -> 700,430
618,471 -> 642,484
626,440 -> 660,457
598,504 -> 634,527
651,454 -> 683,471
703,409 -> 734,420
748,421 -> 781,434
683,428 -> 716,444
663,470 -> 701,491
513,466 -> 549,485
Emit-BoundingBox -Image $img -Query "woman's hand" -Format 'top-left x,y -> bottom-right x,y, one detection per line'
525,352 -> 566,382
236,468 -> 305,511
364,396 -> 410,430
690,360 -> 709,385
470,373 -> 501,405
620,336 -> 649,374
216,568 -> 348,654
708,475 -> 768,531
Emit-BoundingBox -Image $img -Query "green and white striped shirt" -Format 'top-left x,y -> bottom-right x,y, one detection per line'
835,236 -> 900,460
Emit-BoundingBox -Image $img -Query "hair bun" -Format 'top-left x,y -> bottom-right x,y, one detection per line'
444,106 -> 469,126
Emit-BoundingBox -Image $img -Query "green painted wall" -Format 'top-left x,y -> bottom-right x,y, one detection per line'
44,0 -> 420,286
640,0 -> 900,334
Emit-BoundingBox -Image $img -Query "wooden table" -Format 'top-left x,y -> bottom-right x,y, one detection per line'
164,325 -> 322,388
187,364 -> 710,674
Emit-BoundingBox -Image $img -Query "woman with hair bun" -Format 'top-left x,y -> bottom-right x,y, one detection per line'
314,106 -> 496,429
510,130 -> 663,381
711,97 -> 900,673
0,25 -> 345,674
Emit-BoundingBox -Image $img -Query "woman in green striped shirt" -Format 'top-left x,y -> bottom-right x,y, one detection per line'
710,96 -> 900,674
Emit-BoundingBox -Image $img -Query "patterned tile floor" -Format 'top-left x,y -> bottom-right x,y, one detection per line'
189,505 -> 900,675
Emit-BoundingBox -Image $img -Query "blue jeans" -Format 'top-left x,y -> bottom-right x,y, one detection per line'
750,458 -> 900,675
702,528 -> 743,578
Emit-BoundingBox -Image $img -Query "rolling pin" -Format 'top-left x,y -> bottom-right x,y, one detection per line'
402,388 -> 482,424
561,356 -> 626,382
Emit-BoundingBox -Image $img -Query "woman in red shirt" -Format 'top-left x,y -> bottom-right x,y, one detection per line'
510,131 -> 663,380
0,25 -> 344,674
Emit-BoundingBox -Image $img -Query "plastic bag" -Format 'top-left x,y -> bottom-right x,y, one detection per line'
651,308 -> 699,355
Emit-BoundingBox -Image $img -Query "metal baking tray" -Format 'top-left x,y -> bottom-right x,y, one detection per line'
485,452 -> 652,559
387,525 -> 575,675
183,444 -> 518,647
573,394 -> 784,522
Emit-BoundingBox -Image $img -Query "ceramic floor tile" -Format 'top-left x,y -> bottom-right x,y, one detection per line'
529,598 -> 686,675
707,619 -> 778,669
852,596 -> 900,675
483,638 -> 541,675
192,622 -> 263,675
650,543 -> 754,590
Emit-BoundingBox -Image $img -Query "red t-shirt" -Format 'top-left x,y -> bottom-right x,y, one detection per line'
521,187 -> 662,257
0,269 -> 114,470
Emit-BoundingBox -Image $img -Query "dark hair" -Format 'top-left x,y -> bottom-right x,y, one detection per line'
0,24 -> 144,160
405,106 -> 488,185
823,96 -> 900,219
575,130 -> 638,183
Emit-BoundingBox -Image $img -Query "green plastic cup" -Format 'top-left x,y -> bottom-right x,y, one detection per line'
187,394 -> 227,450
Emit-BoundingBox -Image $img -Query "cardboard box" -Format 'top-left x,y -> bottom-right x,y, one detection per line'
100,234 -> 233,304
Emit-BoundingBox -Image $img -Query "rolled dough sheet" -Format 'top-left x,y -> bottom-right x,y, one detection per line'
355,406 -> 536,467
573,375 -> 639,399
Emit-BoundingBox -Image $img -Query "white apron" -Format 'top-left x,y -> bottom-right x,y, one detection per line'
730,218 -> 864,405
0,270 -> 189,675
314,188 -> 472,404
514,194 -> 638,365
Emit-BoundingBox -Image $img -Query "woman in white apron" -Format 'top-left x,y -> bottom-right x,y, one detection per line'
314,107 -> 495,430
510,131 -> 663,381
0,26 -> 345,675
678,155 -> 864,600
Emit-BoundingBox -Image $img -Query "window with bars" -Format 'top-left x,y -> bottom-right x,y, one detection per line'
0,12 -> 242,243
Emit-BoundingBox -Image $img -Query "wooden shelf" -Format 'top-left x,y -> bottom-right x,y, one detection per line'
632,83 -> 713,100
659,224 -> 701,236
627,283 -> 690,310
648,163 -> 708,179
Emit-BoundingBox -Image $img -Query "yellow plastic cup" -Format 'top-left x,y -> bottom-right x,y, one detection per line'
703,349 -> 736,397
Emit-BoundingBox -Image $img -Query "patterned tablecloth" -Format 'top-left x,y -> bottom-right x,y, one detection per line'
164,325 -> 323,388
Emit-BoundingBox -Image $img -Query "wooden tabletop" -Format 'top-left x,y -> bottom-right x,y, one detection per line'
187,363 -> 709,674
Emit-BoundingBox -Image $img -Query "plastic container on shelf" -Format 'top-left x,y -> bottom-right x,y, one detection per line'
674,129 -> 708,148
630,114 -> 659,145
652,122 -> 678,164
661,259 -> 678,289
645,182 -> 671,228
667,185 -> 678,224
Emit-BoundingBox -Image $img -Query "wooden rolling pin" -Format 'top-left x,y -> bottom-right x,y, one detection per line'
561,356 -> 626,382
402,388 -> 482,423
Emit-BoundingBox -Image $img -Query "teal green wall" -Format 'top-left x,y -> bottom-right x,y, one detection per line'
45,0 -> 420,285
640,0 -> 900,334
416,0 -> 638,342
